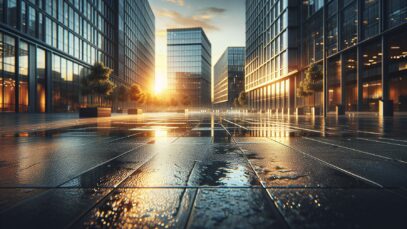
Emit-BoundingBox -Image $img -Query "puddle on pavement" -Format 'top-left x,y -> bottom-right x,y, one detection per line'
77,188 -> 194,228
192,161 -> 260,186
212,144 -> 241,155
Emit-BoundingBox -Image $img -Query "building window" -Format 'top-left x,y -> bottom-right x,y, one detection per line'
58,0 -> 63,23
36,48 -> 46,112
3,34 -> 15,112
45,0 -> 52,15
52,21 -> 57,48
302,12 -> 323,64
361,41 -> 382,112
386,0 -> 407,29
327,57 -> 342,111
306,0 -> 324,17
326,0 -> 338,55
52,54 -> 63,112
45,17 -> 52,45
6,0 -> 17,29
343,49 -> 358,111
19,41 -> 29,112
21,1 -> 27,32
28,6 -> 36,37
341,1 -> 358,49
362,0 -> 380,40
38,12 -> 44,41
3,34 -> 15,74
0,0 -> 4,23
388,30 -> 407,111
19,41 -> 28,77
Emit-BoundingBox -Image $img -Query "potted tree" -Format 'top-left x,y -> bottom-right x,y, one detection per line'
297,63 -> 323,116
80,62 -> 115,118
128,83 -> 145,115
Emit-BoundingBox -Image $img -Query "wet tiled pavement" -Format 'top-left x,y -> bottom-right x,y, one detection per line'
1,112 -> 407,228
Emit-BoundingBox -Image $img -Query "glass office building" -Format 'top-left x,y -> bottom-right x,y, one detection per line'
117,0 -> 155,91
0,0 -> 155,113
214,47 -> 245,107
167,28 -> 211,107
246,0 -> 298,113
246,0 -> 407,114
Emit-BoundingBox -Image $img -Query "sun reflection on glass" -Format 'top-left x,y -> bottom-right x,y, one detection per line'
154,128 -> 168,138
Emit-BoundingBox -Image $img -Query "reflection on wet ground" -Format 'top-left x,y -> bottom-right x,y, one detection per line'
1,112 -> 407,228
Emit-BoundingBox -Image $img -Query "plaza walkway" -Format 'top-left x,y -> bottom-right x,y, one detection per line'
1,112 -> 407,228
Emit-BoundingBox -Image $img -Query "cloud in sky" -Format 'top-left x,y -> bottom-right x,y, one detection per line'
195,7 -> 226,20
165,0 -> 185,6
155,7 -> 227,31
150,0 -> 245,92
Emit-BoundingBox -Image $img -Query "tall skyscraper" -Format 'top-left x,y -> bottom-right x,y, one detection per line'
117,0 -> 155,91
167,28 -> 211,107
245,0 -> 407,115
0,0 -> 155,113
214,47 -> 245,107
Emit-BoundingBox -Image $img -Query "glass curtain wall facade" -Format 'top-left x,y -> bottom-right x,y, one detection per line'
245,0 -> 407,114
0,0 -> 155,113
116,0 -> 155,91
214,47 -> 245,107
245,0 -> 298,113
167,28 -> 211,107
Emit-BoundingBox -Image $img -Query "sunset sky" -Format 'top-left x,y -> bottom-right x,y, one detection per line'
149,0 -> 245,93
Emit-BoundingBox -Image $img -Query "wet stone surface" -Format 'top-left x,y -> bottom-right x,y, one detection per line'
76,188 -> 195,228
187,188 -> 284,229
1,113 -> 407,228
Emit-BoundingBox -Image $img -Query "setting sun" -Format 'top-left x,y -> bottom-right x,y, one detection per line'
154,72 -> 167,94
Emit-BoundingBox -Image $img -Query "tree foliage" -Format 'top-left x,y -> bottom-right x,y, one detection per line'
170,98 -> 178,107
115,85 -> 130,103
237,92 -> 248,107
81,62 -> 115,106
297,63 -> 323,97
233,98 -> 240,108
130,83 -> 145,103
181,94 -> 191,107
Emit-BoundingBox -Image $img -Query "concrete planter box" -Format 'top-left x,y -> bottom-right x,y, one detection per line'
379,100 -> 393,117
128,109 -> 143,115
116,109 -> 127,114
311,106 -> 321,116
296,107 -> 305,115
336,105 -> 345,116
79,107 -> 111,118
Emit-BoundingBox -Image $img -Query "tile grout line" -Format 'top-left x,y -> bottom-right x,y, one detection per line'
64,152 -> 160,229
219,121 -> 291,229
68,118 -> 205,228
0,136 -> 152,216
267,137 -> 384,188
302,136 -> 407,164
